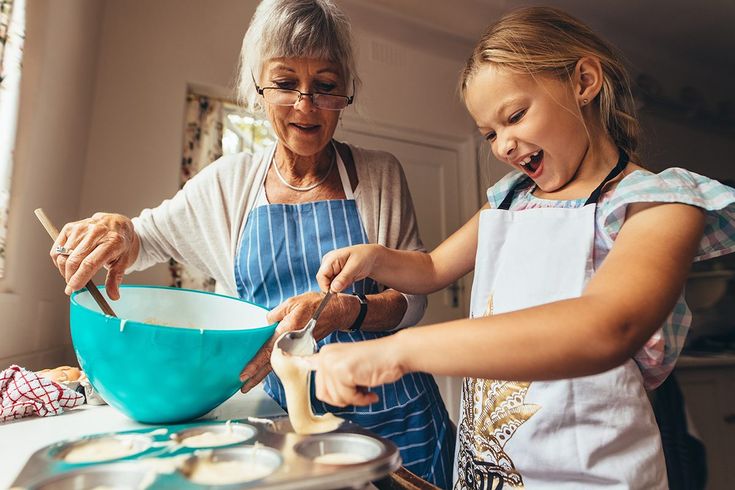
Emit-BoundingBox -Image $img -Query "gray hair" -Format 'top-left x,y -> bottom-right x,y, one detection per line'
237,0 -> 360,113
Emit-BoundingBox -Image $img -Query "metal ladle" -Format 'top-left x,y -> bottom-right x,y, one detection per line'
275,291 -> 334,356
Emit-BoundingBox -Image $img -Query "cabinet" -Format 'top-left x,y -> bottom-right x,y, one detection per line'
675,357 -> 735,490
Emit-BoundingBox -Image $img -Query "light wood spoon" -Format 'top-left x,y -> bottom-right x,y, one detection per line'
34,208 -> 117,317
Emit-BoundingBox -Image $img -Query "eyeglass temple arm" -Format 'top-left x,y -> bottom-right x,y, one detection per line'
347,79 -> 356,104
251,71 -> 264,95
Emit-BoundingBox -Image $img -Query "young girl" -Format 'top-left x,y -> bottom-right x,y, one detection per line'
309,6 -> 735,489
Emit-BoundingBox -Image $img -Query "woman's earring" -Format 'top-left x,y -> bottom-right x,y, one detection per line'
582,98 -> 589,105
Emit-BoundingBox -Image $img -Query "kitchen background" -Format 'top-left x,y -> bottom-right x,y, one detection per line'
0,0 -> 733,488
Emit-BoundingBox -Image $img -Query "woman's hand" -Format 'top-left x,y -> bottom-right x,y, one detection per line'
50,213 -> 139,300
317,244 -> 383,293
239,291 -> 359,393
308,337 -> 406,407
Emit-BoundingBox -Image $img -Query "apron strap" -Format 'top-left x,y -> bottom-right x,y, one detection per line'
497,148 -> 629,210
497,176 -> 530,210
255,141 -> 353,205
251,143 -> 277,208
583,148 -> 629,205
334,143 -> 354,200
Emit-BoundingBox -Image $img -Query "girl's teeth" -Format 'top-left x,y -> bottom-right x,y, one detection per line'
520,151 -> 541,168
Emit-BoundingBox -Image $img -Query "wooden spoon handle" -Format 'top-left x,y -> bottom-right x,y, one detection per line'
34,208 -> 118,317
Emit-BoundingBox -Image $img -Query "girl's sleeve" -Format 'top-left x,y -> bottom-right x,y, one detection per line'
599,168 -> 735,389
485,171 -> 528,208
602,168 -> 735,260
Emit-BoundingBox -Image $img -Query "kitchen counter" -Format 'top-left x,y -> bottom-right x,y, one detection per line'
0,386 -> 285,489
677,353 -> 735,368
675,355 -> 735,490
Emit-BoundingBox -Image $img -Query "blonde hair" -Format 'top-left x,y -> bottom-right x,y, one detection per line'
461,6 -> 640,161
237,0 -> 360,114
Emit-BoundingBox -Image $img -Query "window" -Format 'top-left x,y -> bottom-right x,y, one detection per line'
222,104 -> 276,157
0,0 -> 26,277
171,92 -> 274,291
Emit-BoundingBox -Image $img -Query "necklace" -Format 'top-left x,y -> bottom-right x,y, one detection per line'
273,150 -> 336,192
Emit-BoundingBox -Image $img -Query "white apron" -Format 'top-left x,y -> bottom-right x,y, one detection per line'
454,152 -> 668,489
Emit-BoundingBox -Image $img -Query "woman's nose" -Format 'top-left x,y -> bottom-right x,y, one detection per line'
294,92 -> 317,112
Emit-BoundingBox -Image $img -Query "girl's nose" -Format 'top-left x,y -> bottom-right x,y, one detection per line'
501,135 -> 517,158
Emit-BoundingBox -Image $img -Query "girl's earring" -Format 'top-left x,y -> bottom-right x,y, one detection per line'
582,98 -> 589,105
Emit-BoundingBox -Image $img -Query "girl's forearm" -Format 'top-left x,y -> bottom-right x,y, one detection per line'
371,248 -> 446,294
389,295 -> 647,381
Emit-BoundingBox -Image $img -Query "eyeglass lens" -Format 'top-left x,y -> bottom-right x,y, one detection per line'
263,88 -> 348,110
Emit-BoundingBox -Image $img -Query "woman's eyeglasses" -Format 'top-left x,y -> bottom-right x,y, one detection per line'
253,75 -> 355,111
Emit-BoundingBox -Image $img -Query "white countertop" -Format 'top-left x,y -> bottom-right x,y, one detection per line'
0,386 -> 285,489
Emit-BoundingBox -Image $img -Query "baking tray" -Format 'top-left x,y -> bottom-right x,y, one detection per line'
11,417 -> 401,489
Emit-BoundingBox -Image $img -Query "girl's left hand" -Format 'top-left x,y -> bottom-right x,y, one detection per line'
309,338 -> 406,407
239,291 -> 358,393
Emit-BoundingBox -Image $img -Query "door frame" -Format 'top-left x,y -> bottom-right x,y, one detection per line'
339,114 -> 480,318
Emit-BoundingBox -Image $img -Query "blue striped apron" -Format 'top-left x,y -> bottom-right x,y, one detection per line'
235,143 -> 454,488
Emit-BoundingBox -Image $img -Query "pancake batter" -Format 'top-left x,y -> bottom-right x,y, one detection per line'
187,457 -> 275,485
271,338 -> 343,435
62,436 -> 142,463
313,453 -> 368,465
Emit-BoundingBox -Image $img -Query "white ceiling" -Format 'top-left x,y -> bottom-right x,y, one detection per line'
359,0 -> 734,107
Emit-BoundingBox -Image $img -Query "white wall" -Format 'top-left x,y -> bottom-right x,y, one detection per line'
0,0 -> 104,369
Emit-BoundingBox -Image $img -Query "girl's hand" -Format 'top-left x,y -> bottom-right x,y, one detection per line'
317,244 -> 383,293
309,338 -> 406,407
239,291 -> 359,393
50,213 -> 139,300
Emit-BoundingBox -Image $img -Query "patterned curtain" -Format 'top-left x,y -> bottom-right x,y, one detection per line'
0,0 -> 25,277
169,93 -> 224,291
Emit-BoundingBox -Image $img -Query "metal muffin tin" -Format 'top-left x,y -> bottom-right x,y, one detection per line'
11,417 -> 401,489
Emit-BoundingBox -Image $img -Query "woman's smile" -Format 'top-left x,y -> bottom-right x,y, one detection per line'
289,121 -> 322,135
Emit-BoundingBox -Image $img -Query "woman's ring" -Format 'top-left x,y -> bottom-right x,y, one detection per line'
55,246 -> 73,256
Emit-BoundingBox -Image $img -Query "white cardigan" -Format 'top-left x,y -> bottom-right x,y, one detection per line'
129,143 -> 428,329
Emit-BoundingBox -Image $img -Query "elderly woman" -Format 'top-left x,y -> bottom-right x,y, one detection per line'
50,0 -> 454,487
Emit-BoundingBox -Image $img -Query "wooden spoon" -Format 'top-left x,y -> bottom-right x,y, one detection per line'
34,208 -> 117,317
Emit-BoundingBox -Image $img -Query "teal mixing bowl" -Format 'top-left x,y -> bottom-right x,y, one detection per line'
70,285 -> 276,424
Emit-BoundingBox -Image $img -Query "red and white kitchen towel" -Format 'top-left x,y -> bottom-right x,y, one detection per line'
0,365 -> 84,422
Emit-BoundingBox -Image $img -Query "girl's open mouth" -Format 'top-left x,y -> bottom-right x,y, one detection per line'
520,150 -> 544,177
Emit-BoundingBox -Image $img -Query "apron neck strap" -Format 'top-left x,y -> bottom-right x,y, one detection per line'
583,148 -> 629,205
334,142 -> 354,200
497,148 -> 629,210
257,141 -> 353,202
